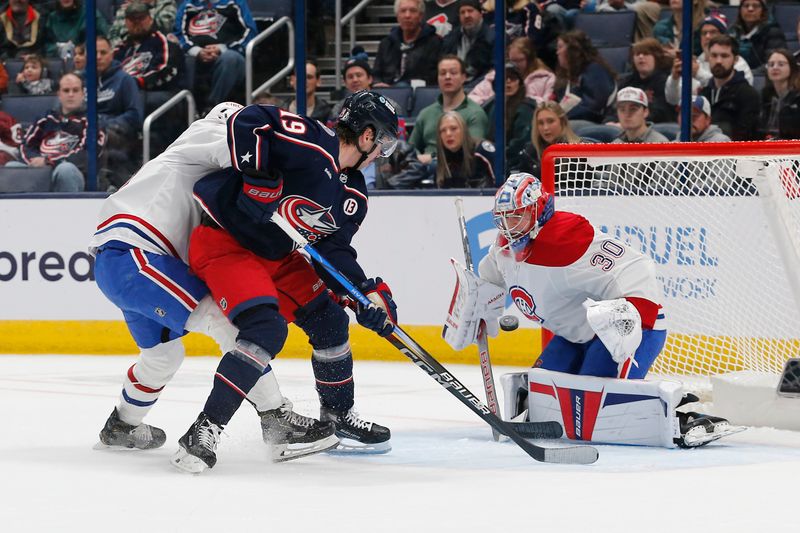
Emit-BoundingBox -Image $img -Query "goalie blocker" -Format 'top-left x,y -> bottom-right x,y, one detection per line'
502,368 -> 745,448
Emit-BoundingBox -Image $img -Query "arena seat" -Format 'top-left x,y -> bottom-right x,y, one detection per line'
598,46 -> 631,75
0,167 -> 51,193
573,123 -> 621,143
5,59 -> 65,95
774,3 -> 800,42
96,0 -> 116,24
249,0 -> 292,20
0,95 -> 59,125
574,12 -> 636,47
409,86 -> 440,119
372,86 -> 413,117
652,122 -> 680,141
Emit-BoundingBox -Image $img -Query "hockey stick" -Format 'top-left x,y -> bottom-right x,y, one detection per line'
455,197 -> 501,442
270,213 -> 598,465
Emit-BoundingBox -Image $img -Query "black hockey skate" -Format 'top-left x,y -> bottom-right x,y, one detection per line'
170,412 -> 223,474
675,411 -> 746,448
320,406 -> 391,454
94,408 -> 166,450
260,399 -> 339,462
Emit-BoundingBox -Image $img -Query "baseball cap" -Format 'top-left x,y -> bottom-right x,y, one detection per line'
616,86 -> 648,108
124,1 -> 150,18
692,95 -> 711,116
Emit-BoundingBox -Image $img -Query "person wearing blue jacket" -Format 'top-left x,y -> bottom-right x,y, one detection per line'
97,35 -> 144,189
553,30 -> 616,123
173,0 -> 257,110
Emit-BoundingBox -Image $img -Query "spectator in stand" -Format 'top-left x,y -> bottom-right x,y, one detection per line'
114,1 -> 184,93
728,0 -> 786,70
434,110 -> 495,188
0,110 -> 20,165
612,38 -> 675,124
14,54 -> 55,94
629,0 -> 670,42
283,61 -> 332,122
409,55 -> 488,162
611,86 -> 668,143
469,37 -> 554,106
108,0 -> 176,48
0,0 -> 45,59
653,0 -> 706,57
330,47 -> 402,120
678,95 -> 730,142
481,0 -> 561,68
174,0 -> 257,112
515,101 -> 581,177
43,0 -> 108,61
425,0 -> 460,38
373,0 -> 442,87
483,64 -> 536,171
96,35 -> 144,189
664,13 -> 754,106
441,0 -> 493,84
699,35 -> 760,141
760,49 -> 800,140
7,73 -> 102,191
0,63 -> 8,94
540,0 -> 582,30
554,30 -> 616,123
72,42 -> 86,75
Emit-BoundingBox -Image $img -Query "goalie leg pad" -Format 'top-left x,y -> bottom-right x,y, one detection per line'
533,335 -> 585,374
500,372 -> 529,422
527,368 -> 683,447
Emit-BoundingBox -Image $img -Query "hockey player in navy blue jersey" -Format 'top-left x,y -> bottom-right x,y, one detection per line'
171,91 -> 401,473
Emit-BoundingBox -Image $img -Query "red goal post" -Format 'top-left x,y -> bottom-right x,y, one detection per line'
539,141 -> 800,381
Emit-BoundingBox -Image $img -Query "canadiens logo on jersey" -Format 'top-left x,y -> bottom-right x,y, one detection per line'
188,11 -> 223,37
121,52 -> 153,78
40,131 -> 80,157
509,285 -> 543,323
279,195 -> 339,243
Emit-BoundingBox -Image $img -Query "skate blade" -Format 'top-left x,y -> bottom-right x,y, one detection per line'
93,440 -> 162,451
270,434 -> 340,463
683,423 -> 747,447
170,449 -> 209,474
326,437 -> 392,455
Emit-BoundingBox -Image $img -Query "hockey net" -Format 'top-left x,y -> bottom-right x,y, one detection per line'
541,141 -> 800,381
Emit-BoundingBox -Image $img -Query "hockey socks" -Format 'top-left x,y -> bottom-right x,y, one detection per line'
204,341 -> 274,426
312,349 -> 355,412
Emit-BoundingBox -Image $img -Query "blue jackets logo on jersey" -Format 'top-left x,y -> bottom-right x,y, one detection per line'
278,196 -> 339,243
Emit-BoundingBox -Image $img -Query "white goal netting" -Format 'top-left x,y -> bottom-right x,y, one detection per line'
541,142 -> 800,378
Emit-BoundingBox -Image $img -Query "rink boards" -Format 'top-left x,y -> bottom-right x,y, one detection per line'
1,194 -> 796,371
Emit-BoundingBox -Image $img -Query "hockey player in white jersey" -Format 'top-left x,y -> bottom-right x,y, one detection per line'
89,102 -> 338,463
444,173 -> 742,448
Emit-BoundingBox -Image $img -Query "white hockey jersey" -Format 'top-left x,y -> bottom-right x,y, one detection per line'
479,211 -> 664,343
88,102 -> 243,262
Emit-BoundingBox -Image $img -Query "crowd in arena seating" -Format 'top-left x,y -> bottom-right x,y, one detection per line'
0,0 -> 798,193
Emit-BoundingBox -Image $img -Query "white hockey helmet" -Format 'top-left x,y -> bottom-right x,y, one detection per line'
492,173 -> 554,257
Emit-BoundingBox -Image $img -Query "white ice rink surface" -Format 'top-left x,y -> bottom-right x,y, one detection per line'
2,355 -> 800,533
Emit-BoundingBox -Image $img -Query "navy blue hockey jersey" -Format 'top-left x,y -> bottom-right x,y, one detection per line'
193,104 -> 371,289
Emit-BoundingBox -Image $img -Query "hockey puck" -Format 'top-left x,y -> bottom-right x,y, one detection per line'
499,315 -> 519,331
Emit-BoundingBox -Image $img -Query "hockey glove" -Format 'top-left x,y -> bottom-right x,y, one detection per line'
584,298 -> 642,374
443,259 -> 507,351
356,277 -> 397,337
236,167 -> 283,224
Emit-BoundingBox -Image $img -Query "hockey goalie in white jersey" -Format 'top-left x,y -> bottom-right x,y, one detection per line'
444,173 -> 743,448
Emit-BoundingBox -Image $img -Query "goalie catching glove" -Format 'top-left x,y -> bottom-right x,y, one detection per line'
356,277 -> 397,337
443,258 -> 507,351
584,298 -> 642,374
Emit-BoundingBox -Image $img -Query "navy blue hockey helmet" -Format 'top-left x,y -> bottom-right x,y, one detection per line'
338,90 -> 399,157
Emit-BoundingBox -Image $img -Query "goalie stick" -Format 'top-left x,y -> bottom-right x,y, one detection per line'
455,197 -> 501,442
270,212 -> 598,465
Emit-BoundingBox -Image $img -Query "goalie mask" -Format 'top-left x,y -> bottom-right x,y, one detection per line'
492,173 -> 554,259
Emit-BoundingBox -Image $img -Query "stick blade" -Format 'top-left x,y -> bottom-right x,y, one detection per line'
541,444 -> 599,465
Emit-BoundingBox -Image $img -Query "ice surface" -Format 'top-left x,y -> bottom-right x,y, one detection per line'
1,355 -> 799,532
